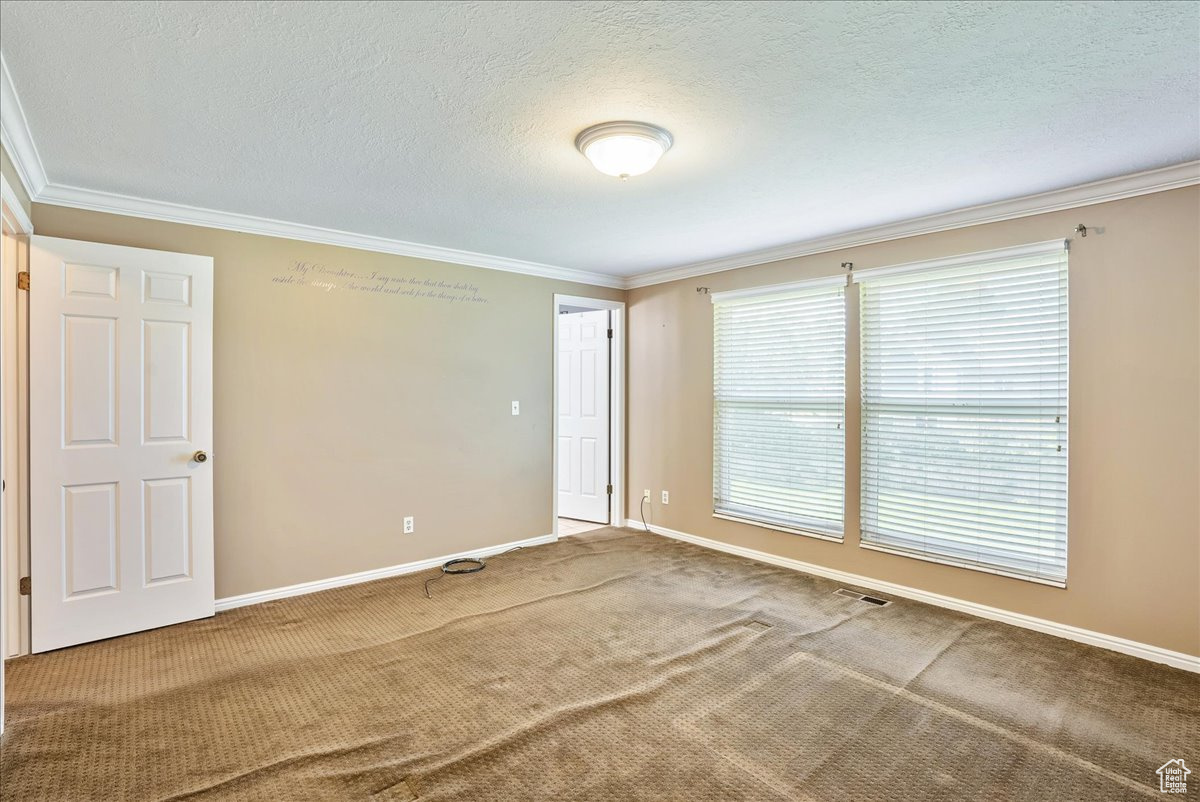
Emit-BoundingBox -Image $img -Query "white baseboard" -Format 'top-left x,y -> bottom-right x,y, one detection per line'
637,522 -> 1200,674
214,533 -> 556,612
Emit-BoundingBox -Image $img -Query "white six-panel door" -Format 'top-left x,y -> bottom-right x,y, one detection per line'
557,310 -> 610,523
30,236 -> 214,652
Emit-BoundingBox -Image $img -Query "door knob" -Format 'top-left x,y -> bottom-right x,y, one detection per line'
193,450 -> 208,463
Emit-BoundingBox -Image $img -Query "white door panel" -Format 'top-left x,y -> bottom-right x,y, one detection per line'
557,310 -> 609,523
31,236 -> 214,652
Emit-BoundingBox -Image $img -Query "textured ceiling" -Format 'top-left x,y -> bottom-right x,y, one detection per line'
1,0 -> 1197,276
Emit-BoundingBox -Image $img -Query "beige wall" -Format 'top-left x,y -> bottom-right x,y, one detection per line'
1,146 -> 32,221
25,184 -> 1200,656
627,186 -> 1200,656
32,204 -> 622,599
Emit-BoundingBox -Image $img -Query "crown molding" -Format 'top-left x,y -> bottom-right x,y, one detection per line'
5,46 -> 1195,292
1,53 -> 622,289
624,160 -> 1200,289
0,54 -> 47,199
19,161 -> 1197,294
0,174 -> 34,234
33,182 -> 625,287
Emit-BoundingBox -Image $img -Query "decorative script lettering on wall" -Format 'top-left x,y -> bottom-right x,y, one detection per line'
271,261 -> 490,305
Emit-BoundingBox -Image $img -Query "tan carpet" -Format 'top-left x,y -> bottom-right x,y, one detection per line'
1,527 -> 1196,801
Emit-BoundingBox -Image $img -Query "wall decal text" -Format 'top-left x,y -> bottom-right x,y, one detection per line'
271,261 -> 489,305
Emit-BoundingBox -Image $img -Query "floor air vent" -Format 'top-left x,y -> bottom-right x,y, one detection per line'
834,588 -> 892,607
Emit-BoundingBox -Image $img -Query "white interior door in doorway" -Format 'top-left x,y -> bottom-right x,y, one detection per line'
29,236 -> 214,652
557,309 -> 610,524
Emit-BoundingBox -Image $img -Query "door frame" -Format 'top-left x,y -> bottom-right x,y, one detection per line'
552,294 -> 625,536
1,174 -> 34,735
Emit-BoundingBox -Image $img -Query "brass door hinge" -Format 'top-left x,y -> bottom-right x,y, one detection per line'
606,484 -> 613,495
607,328 -> 613,339
17,271 -> 30,291
19,576 -> 30,595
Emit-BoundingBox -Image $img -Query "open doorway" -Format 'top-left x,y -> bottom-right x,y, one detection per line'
552,294 -> 624,538
1,176 -> 34,733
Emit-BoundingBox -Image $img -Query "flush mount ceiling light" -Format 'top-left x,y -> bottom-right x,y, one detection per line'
575,121 -> 673,180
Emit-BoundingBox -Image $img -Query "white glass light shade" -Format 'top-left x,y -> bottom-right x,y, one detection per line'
575,121 -> 673,179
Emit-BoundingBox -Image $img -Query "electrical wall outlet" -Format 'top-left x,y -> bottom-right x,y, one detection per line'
403,516 -> 414,534
643,489 -> 651,500
511,401 -> 520,415
661,490 -> 670,505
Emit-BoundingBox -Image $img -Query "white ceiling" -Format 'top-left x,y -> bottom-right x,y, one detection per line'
1,1 -> 1197,279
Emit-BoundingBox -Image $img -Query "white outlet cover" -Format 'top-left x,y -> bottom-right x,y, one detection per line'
511,401 -> 520,415
403,516 -> 414,533
643,489 -> 651,499
661,490 -> 669,504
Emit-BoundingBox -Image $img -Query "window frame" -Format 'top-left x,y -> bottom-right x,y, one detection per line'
708,240 -> 1071,588
853,239 -> 1070,587
711,274 -> 849,542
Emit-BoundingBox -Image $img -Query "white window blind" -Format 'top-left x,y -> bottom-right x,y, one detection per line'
856,241 -> 1069,585
713,277 -> 846,539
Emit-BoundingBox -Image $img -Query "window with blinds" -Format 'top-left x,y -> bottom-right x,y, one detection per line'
856,240 -> 1069,585
712,277 -> 846,540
